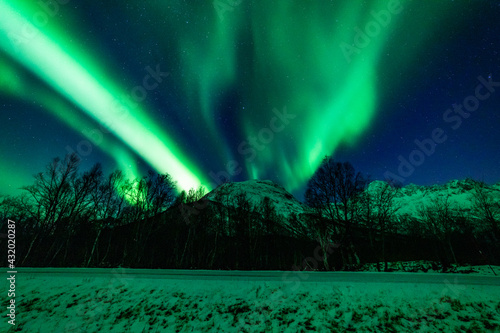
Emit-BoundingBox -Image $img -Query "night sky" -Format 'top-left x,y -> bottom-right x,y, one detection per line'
1,0 -> 499,199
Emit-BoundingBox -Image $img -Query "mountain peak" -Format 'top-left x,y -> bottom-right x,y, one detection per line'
204,179 -> 307,218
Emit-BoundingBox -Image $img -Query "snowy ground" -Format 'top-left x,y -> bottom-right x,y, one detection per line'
3,268 -> 500,332
360,261 -> 499,276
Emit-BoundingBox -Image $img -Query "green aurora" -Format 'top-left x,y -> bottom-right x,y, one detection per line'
0,0 -> 485,195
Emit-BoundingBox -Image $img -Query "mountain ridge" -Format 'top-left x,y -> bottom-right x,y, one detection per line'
201,178 -> 500,221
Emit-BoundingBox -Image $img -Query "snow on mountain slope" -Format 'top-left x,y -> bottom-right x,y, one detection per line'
201,178 -> 499,223
368,179 -> 500,219
203,180 -> 310,218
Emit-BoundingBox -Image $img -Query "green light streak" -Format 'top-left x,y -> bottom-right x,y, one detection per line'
239,1 -> 390,191
1,0 -> 479,196
0,56 -> 22,94
0,1 -> 209,191
0,161 -> 33,196
175,4 -> 244,164
0,65 -> 140,197
35,94 -> 142,183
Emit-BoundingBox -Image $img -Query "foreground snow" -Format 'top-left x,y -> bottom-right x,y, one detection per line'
4,269 -> 500,332
361,261 -> 499,276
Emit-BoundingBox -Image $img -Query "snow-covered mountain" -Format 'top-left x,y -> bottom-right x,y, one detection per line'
367,179 -> 500,219
202,178 -> 500,223
202,179 -> 310,219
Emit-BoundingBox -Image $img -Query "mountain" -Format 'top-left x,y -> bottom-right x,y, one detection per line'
367,179 -> 500,219
202,179 -> 310,219
195,178 -> 500,228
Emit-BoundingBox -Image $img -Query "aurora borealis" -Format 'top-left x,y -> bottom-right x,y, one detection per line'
1,0 -> 499,197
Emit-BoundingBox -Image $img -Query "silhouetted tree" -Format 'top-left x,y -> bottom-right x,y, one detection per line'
20,154 -> 80,264
234,192 -> 254,268
417,195 -> 460,268
51,162 -> 102,265
471,180 -> 500,242
86,170 -> 127,266
358,181 -> 400,271
186,186 -> 207,203
259,196 -> 279,235
305,157 -> 367,270
130,171 -> 177,264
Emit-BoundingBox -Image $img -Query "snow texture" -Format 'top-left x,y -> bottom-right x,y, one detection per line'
4,268 -> 500,332
204,180 -> 309,218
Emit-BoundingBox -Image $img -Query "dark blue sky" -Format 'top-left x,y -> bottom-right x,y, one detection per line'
0,0 -> 499,199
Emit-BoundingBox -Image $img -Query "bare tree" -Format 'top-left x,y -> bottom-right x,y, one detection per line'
20,154 -> 80,264
234,192 -> 254,268
0,195 -> 30,224
186,186 -> 207,203
135,171 -> 177,264
358,181 -> 400,271
417,195 -> 460,268
67,163 -> 103,224
91,170 -> 127,222
259,196 -> 279,235
471,180 -> 500,242
305,157 -> 366,270
86,170 -> 127,266
49,163 -> 103,265
22,154 -> 79,229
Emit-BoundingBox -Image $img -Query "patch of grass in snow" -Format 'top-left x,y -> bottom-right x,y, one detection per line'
458,314 -> 475,322
227,301 -> 251,316
439,295 -> 465,311
20,297 -> 43,312
482,319 -> 500,331
466,320 -> 488,332
172,291 -> 186,298
114,304 -> 140,322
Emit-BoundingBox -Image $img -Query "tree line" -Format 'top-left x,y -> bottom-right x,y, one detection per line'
305,156 -> 499,271
0,154 -> 498,271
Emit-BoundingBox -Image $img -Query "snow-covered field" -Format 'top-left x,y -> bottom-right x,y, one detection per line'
3,268 -> 500,332
361,261 -> 499,276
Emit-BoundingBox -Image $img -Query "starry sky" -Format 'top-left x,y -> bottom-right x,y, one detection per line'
0,0 -> 499,199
